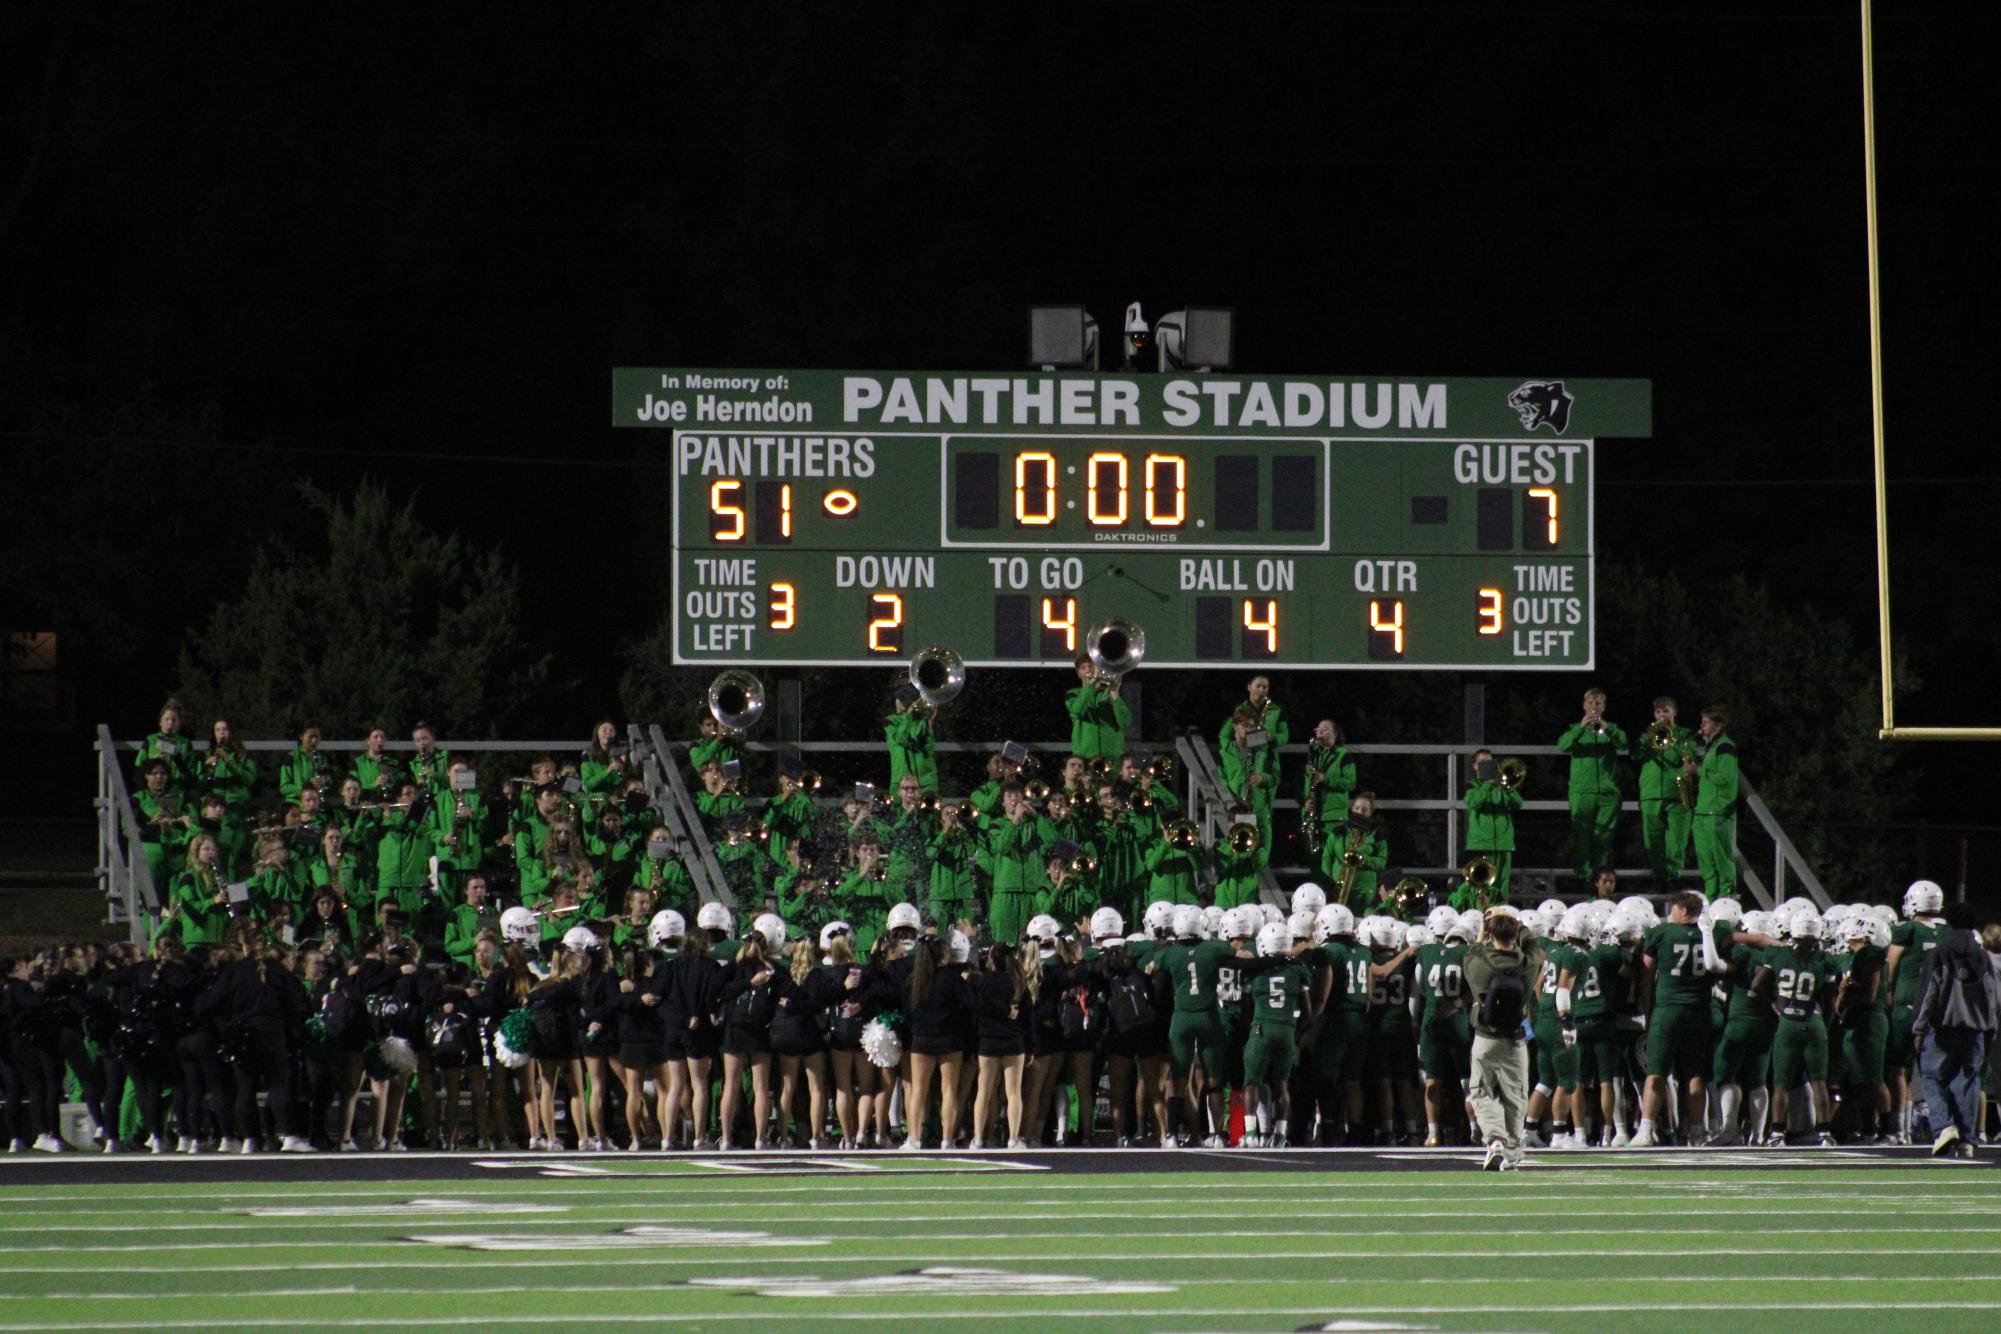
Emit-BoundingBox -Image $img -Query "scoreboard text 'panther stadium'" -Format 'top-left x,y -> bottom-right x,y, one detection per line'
615,369 -> 1652,670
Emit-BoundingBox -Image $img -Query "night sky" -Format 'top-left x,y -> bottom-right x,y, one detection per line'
3,3 -> 1993,826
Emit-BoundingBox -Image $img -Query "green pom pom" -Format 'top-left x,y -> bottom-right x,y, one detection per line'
302,1014 -> 329,1058
499,1008 -> 537,1058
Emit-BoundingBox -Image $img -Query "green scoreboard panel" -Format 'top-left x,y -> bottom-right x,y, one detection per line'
614,369 -> 1651,669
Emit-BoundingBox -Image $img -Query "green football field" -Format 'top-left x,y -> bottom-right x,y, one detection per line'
0,1153 -> 1994,1331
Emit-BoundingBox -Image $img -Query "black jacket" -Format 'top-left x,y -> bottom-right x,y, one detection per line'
1913,928 -> 2000,1036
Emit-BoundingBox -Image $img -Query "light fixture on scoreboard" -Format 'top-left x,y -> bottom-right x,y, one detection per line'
1155,306 -> 1234,372
1027,305 -> 1099,371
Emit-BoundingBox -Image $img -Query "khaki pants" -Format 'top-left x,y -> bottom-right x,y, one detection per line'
1470,1034 -> 1529,1150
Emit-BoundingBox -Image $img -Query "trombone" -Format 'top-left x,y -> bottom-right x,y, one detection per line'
1226,822 -> 1261,856
1164,818 -> 1200,852
707,670 -> 765,733
1393,875 -> 1430,916
1462,856 -> 1497,911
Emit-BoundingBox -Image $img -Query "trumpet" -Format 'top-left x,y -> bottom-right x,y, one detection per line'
917,792 -> 942,814
1130,788 -> 1155,816
796,769 -> 824,793
1144,753 -> 1176,785
908,645 -> 965,714
1087,756 -> 1114,785
1067,851 -> 1099,878
1226,822 -> 1261,856
1497,757 -> 1527,790
1085,617 -> 1146,686
1023,779 -> 1052,807
1463,856 -> 1497,911
1165,818 -> 1199,851
944,800 -> 978,825
708,669 -> 765,733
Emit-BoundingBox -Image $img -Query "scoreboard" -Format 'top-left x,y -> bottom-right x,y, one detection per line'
614,369 -> 1651,669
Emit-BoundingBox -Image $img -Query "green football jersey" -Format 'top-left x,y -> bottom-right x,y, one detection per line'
1644,921 -> 1711,1007
1571,943 -> 1620,1020
1414,941 -> 1468,1022
1890,920 -> 1944,1007
1369,947 -> 1416,1029
1725,942 -> 1773,1022
1216,957 -> 1251,1029
1770,945 -> 1838,1022
1253,961 -> 1311,1025
1321,938 -> 1372,1012
1154,938 -> 1234,1015
1536,942 -> 1587,1017
1845,942 -> 1891,1014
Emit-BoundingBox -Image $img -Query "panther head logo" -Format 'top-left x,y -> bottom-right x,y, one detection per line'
1507,381 -> 1573,434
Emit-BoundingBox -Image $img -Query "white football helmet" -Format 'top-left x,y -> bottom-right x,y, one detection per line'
560,925 -> 599,954
1404,924 -> 1433,949
1537,897 -> 1568,924
1617,895 -> 1658,925
886,902 -> 923,934
1314,903 -> 1356,943
1709,897 -> 1743,927
1226,905 -> 1262,940
500,906 -> 538,945
948,929 -> 971,963
1582,898 -> 1617,932
1260,904 -> 1286,928
1524,906 -> 1556,938
1288,908 -> 1317,944
1201,905 -> 1227,940
1789,914 -> 1823,943
1025,914 -> 1061,944
1779,895 -> 1816,918
1256,922 -> 1292,958
1143,900 -> 1177,938
1451,910 -> 1481,943
1851,914 -> 1891,950
752,912 -> 786,952
696,902 -> 733,935
647,909 -> 687,948
1903,880 -> 1944,918
1367,916 -> 1406,951
1172,905 -> 1204,940
1291,883 -> 1328,917
1425,905 -> 1458,937
1868,903 -> 1899,930
1557,905 -> 1592,942
1607,909 -> 1646,946
1090,907 -> 1125,943
1740,909 -> 1774,938
818,920 -> 853,950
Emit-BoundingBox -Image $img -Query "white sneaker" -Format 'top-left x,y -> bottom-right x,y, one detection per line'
32,1135 -> 64,1154
339,1139 -> 361,1153
1481,1141 -> 1505,1171
1007,1137 -> 1028,1150
146,1135 -> 166,1155
219,1138 -> 242,1154
809,1138 -> 828,1151
239,1138 -> 259,1155
176,1136 -> 194,1153
1626,1126 -> 1658,1148
1522,1128 -> 1550,1149
1053,1126 -> 1067,1147
102,1138 -> 124,1154
1501,1145 -> 1526,1171
387,1140 -> 408,1153
279,1136 -> 314,1154
1201,1134 -> 1226,1149
898,1137 -> 921,1152
184,1139 -> 205,1155
1240,1133 -> 1263,1148
1611,1129 -> 1631,1148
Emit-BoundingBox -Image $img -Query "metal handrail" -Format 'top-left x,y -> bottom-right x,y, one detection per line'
647,725 -> 731,910
94,726 -> 158,942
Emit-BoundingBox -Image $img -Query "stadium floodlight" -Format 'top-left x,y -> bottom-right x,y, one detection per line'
1154,306 -> 1234,372
1027,305 -> 1098,370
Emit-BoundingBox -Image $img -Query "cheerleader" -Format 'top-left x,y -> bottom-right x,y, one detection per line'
899,934 -> 970,1151
210,929 -> 312,1153
477,931 -> 542,1150
866,932 -> 907,1146
332,933 -> 394,1151
528,947 -> 589,1149
615,944 -> 668,1150
971,941 -> 1035,1148
577,932 -> 622,1150
670,928 -> 723,1149
816,923 -> 872,1149
4,954 -> 66,1151
178,945 -> 241,1150
771,937 -> 831,1149
380,941 -> 439,1150
717,924 -> 780,1150
1023,921 -> 1091,1145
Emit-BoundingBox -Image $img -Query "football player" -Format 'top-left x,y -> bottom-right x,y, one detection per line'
1149,905 -> 1238,1146
1241,920 -> 1312,1147
1758,914 -> 1842,1145
1631,890 -> 1715,1147
1415,906 -> 1474,1145
1308,902 -> 1370,1144
1885,880 -> 1946,1143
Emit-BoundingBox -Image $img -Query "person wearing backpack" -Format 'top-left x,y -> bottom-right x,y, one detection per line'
1101,939 -> 1172,1147
1463,905 -> 1542,1170
1912,900 -> 2000,1158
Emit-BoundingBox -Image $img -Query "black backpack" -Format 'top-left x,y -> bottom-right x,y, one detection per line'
730,981 -> 777,1029
321,985 -> 362,1045
1475,960 -> 1528,1033
429,1011 -> 474,1069
1059,981 -> 1098,1042
1107,970 -> 1156,1035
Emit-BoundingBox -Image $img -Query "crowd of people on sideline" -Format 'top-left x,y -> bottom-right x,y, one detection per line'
2,678 -> 1988,1158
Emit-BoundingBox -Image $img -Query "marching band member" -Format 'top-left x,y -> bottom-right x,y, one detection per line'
1558,688 -> 1626,884
1634,696 -> 1696,884
1463,749 -> 1522,900
1689,706 -> 1741,902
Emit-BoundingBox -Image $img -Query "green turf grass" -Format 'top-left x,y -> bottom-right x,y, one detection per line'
0,1166 -> 1996,1331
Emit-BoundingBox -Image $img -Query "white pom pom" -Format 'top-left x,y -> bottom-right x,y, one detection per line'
379,1035 -> 420,1076
860,1017 -> 903,1069
492,1032 -> 532,1070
